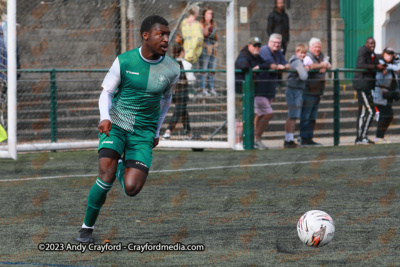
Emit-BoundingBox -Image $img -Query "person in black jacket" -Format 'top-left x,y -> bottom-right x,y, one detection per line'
235,37 -> 269,93
267,0 -> 289,55
162,44 -> 192,140
234,37 -> 270,149
353,37 -> 386,145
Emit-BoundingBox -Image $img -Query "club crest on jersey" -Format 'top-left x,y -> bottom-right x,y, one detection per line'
157,74 -> 168,85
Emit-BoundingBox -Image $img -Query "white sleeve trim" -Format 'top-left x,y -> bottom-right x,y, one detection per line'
99,57 -> 121,122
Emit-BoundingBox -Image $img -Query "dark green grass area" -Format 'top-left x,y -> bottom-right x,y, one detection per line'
0,144 -> 400,266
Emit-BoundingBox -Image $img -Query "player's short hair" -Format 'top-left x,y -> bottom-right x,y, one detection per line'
309,37 -> 321,47
295,43 -> 308,53
140,15 -> 169,36
269,33 -> 282,42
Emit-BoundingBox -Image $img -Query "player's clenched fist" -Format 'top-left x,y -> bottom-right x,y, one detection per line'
98,120 -> 111,137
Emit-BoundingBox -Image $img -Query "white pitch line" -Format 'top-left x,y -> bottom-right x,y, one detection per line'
0,173 -> 97,182
0,155 -> 397,183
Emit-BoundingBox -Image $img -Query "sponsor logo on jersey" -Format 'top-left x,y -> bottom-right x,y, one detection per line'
126,70 -> 139,75
102,141 -> 113,144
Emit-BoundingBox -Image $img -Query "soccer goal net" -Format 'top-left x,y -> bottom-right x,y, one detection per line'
0,0 -> 235,158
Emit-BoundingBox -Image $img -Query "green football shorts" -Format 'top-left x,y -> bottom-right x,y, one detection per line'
98,124 -> 154,169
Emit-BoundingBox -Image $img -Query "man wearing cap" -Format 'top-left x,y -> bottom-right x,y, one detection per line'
234,37 -> 271,150
353,37 -> 386,145
256,33 -> 289,149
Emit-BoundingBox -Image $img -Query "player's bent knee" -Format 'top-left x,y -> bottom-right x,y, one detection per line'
124,184 -> 144,197
124,160 -> 148,197
124,178 -> 146,197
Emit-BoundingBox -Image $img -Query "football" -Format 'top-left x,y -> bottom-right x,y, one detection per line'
297,210 -> 335,247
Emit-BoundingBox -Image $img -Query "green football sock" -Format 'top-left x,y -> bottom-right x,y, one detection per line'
116,160 -> 127,194
83,177 -> 113,227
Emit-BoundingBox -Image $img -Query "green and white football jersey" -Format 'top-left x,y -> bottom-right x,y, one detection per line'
103,48 -> 180,133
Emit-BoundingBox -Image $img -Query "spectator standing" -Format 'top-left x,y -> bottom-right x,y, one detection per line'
234,37 -> 269,150
199,6 -> 218,96
176,5 -> 203,67
162,45 -> 192,140
353,37 -> 386,145
267,0 -> 289,55
284,43 -> 309,148
300,37 -> 331,146
371,47 -> 400,144
256,33 -> 289,149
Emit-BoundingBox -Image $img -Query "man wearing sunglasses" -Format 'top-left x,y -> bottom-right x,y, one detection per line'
234,37 -> 271,149
235,37 -> 267,88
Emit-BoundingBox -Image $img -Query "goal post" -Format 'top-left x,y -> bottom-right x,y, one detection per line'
2,0 -> 237,157
226,0 -> 235,149
159,0 -> 236,150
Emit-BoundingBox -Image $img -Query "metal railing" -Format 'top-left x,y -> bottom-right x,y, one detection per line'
9,68 -> 375,149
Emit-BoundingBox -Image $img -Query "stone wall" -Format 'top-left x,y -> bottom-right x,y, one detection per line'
17,0 -> 120,70
235,0 -> 344,68
15,0 -> 344,71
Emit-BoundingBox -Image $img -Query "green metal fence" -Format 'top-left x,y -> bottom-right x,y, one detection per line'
239,68 -> 381,149
11,68 -> 379,148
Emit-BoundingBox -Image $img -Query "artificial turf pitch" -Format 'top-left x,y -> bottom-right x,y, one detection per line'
0,144 -> 399,266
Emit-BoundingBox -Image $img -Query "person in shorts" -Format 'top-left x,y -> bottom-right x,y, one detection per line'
284,43 -> 309,148
256,33 -> 289,149
235,37 -> 270,149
